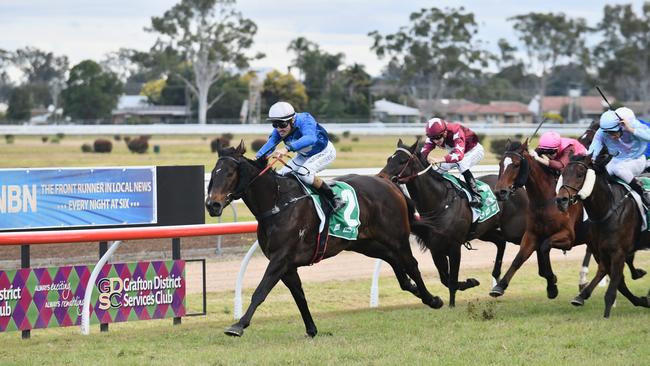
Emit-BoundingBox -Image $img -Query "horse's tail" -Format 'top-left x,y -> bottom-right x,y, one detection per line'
400,188 -> 449,252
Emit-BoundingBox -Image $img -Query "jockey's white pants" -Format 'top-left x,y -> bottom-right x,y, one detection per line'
437,143 -> 485,173
277,141 -> 336,185
606,154 -> 646,183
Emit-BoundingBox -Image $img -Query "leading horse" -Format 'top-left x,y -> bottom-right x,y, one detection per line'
491,140 -> 591,299
556,152 -> 650,317
205,142 -> 443,337
379,139 -> 528,306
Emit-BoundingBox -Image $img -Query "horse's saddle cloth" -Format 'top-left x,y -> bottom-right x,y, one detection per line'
298,180 -> 361,240
440,172 -> 500,223
614,177 -> 650,231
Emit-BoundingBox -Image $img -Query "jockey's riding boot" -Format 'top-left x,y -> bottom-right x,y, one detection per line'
630,177 -> 650,207
462,170 -> 482,208
315,180 -> 345,212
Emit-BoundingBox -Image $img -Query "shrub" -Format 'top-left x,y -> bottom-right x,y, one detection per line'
93,139 -> 113,153
124,136 -> 132,143
211,136 -> 231,152
127,136 -> 149,154
351,137 -> 359,142
340,146 -> 352,152
221,133 -> 234,141
41,136 -> 48,143
251,139 -> 266,152
81,143 -> 93,153
5,134 -> 14,144
342,130 -> 351,138
489,138 -> 510,157
329,133 -> 340,143
514,133 -> 523,140
113,134 -> 121,141
50,137 -> 60,144
56,132 -> 65,140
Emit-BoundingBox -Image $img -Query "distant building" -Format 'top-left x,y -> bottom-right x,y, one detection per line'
531,95 -> 610,122
111,95 -> 190,124
449,101 -> 533,124
372,99 -> 421,123
416,98 -> 474,119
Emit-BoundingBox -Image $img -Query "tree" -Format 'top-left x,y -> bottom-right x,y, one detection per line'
261,70 -> 308,111
6,86 -> 32,121
340,63 -> 371,116
146,0 -> 263,124
593,3 -> 650,115
61,60 -> 123,120
287,37 -> 317,81
10,47 -> 69,108
508,12 -> 590,119
287,38 -> 344,103
369,6 -> 491,116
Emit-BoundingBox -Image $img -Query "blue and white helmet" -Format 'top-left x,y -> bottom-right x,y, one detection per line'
599,110 -> 621,131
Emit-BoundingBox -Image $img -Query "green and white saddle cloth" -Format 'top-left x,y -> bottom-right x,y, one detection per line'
299,180 -> 361,240
441,172 -> 500,223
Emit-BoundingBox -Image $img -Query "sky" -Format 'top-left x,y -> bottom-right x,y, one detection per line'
0,0 -> 645,80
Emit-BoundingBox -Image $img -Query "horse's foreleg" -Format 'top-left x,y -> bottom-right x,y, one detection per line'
571,260 -> 607,307
431,252 -> 450,287
394,242 -> 443,309
225,258 -> 288,337
490,232 -> 537,297
626,251 -> 647,280
615,274 -> 650,308
604,252 -> 625,318
537,238 -> 558,299
281,268 -> 317,338
447,245 -> 462,307
579,247 -> 592,291
479,230 -> 506,285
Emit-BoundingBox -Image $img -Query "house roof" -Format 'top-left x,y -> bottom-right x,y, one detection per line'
540,96 -> 611,114
453,101 -> 532,115
112,105 -> 190,117
117,95 -> 149,109
373,99 -> 420,116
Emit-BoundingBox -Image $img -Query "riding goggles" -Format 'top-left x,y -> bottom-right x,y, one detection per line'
272,120 -> 290,129
604,128 -> 622,135
537,148 -> 558,155
429,133 -> 445,140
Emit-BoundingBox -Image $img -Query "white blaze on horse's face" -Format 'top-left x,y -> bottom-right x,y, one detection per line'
503,157 -> 513,170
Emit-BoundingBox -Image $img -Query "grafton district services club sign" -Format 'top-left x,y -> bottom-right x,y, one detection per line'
0,260 -> 185,331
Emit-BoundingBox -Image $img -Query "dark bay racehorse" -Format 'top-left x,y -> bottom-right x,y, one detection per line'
576,122 -> 646,288
556,152 -> 650,317
379,139 -> 528,307
491,140 -> 591,299
205,142 -> 443,337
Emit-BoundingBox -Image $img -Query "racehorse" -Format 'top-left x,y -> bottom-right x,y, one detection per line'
491,140 -> 591,299
205,141 -> 444,337
576,121 -> 646,288
379,139 -> 527,307
556,152 -> 650,317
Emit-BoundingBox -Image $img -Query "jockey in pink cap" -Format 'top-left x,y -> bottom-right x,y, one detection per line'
421,117 -> 484,207
532,131 -> 587,172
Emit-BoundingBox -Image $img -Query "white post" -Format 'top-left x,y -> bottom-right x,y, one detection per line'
234,240 -> 259,320
370,259 -> 382,307
80,240 -> 122,335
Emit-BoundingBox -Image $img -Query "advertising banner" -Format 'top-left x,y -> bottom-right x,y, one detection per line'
0,260 -> 185,332
0,167 -> 157,230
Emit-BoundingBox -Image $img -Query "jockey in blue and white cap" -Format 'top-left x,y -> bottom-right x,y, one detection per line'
256,101 -> 344,211
588,109 -> 650,204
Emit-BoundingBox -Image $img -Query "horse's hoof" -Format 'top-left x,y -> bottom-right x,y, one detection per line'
489,285 -> 504,297
306,328 -> 318,338
547,285 -> 559,299
224,325 -> 244,337
632,268 -> 647,280
466,278 -> 480,288
430,296 -> 444,309
570,296 -> 585,307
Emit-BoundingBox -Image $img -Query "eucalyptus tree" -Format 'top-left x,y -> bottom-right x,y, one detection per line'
10,47 -> 69,108
593,3 -> 650,114
368,6 -> 491,116
146,0 -> 263,124
60,60 -> 122,120
508,12 -> 590,118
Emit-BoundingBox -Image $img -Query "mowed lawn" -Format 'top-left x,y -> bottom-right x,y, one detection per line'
1,253 -> 648,365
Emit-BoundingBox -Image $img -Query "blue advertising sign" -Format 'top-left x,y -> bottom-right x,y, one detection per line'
0,167 -> 157,230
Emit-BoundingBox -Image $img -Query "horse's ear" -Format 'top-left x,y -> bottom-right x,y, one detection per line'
522,138 -> 529,149
505,138 -> 512,151
397,138 -> 403,147
235,140 -> 246,155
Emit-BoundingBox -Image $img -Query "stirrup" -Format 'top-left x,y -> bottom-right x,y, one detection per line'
331,197 -> 345,211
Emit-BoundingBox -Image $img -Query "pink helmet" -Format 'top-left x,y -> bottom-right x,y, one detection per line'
538,131 -> 561,150
425,118 -> 447,138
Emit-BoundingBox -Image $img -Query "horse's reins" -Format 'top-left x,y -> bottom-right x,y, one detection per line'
559,160 -> 632,224
392,147 -> 434,183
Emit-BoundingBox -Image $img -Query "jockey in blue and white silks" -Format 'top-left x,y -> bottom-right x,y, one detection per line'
588,109 -> 650,204
256,101 -> 344,211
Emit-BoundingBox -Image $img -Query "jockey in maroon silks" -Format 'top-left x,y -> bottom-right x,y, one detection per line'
421,117 -> 484,207
532,131 -> 587,172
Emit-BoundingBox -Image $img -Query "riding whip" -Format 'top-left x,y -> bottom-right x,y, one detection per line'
596,86 -> 623,121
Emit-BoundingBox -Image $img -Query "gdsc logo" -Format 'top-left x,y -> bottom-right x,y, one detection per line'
97,278 -> 123,310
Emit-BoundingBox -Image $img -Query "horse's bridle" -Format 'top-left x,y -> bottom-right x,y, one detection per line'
501,151 -> 529,194
210,155 -> 280,206
557,160 -> 589,206
390,147 -> 433,184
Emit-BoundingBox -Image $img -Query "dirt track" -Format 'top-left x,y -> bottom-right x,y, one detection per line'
185,240 -> 588,294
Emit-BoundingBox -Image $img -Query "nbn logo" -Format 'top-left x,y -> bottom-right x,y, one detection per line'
0,185 -> 37,213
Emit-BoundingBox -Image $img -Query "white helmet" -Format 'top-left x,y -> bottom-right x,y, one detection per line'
267,101 -> 295,121
615,106 -> 637,124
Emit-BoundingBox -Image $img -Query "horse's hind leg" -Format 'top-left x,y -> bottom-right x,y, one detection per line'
626,252 -> 646,280
225,258 -> 288,337
395,245 -> 444,309
616,274 -> 650,308
431,252 -> 450,288
537,239 -> 558,299
603,252 -> 625,318
479,230 -> 506,285
571,259 -> 607,306
579,247 -> 592,291
281,268 -> 317,338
